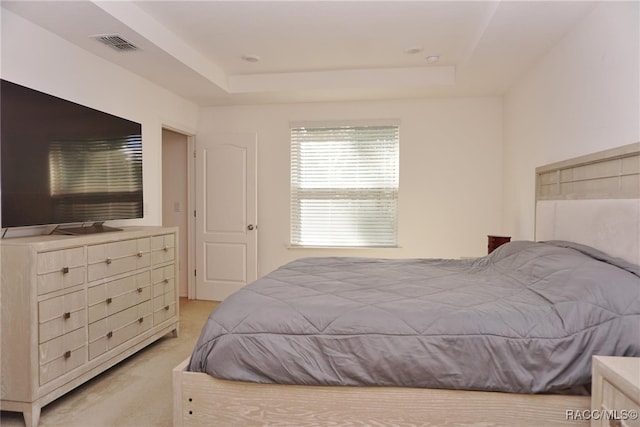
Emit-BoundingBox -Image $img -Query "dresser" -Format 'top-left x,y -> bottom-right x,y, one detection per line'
591,356 -> 640,427
0,226 -> 179,427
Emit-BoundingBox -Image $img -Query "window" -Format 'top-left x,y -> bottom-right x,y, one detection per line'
290,123 -> 399,247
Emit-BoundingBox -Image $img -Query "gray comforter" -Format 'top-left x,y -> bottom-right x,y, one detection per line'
188,241 -> 640,393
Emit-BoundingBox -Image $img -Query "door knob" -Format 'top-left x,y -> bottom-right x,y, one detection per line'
247,224 -> 255,231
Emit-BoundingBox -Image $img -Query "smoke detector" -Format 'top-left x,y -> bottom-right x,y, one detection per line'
91,34 -> 139,52
426,55 -> 440,64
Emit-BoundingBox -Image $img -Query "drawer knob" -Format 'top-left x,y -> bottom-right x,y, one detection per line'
137,287 -> 143,293
106,297 -> 112,304
63,312 -> 71,320
64,350 -> 71,359
164,278 -> 169,284
106,257 -> 112,265
163,246 -> 169,252
138,317 -> 144,323
137,251 -> 143,258
107,331 -> 113,339
61,266 -> 69,274
164,305 -> 170,311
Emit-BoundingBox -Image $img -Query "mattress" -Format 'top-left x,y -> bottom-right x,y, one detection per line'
188,241 -> 640,393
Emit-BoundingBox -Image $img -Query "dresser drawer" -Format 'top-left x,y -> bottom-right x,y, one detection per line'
37,247 -> 85,274
153,289 -> 176,325
152,264 -> 175,297
151,234 -> 175,265
87,238 -> 150,281
592,356 -> 640,427
36,247 -> 85,295
88,301 -> 153,360
87,271 -> 151,323
38,290 -> 86,343
602,379 -> 640,427
39,327 -> 85,365
39,329 -> 86,385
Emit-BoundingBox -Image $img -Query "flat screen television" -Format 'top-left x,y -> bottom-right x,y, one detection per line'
1,79 -> 143,233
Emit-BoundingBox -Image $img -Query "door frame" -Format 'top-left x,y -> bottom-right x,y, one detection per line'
161,123 -> 197,300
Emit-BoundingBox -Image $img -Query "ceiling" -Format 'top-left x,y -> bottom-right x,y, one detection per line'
2,1 -> 597,106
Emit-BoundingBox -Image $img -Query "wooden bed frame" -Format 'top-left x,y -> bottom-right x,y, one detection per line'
173,142 -> 639,426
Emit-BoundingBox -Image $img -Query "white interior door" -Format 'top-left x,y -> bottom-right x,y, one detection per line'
195,133 -> 257,301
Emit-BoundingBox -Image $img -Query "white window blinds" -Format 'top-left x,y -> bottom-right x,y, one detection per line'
290,124 -> 399,247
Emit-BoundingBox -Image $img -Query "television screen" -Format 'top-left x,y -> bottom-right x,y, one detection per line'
1,79 -> 143,229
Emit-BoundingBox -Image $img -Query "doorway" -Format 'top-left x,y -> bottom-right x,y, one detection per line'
162,128 -> 190,297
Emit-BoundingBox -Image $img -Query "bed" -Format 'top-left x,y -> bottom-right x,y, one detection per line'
174,142 -> 640,426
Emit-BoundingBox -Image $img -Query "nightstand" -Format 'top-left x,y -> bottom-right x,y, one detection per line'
591,356 -> 640,427
487,235 -> 511,254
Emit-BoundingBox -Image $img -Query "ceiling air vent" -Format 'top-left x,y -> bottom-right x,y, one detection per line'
92,34 -> 139,52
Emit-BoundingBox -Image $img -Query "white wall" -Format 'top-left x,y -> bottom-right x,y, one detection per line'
1,9 -> 199,228
503,1 -> 640,240
199,97 -> 503,275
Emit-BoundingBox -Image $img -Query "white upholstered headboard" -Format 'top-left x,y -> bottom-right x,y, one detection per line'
535,142 -> 640,266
